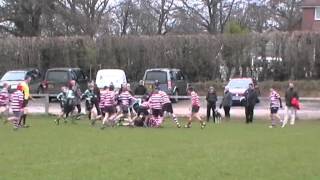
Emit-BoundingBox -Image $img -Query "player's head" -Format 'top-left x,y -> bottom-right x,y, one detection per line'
142,95 -> 149,101
289,82 -> 294,89
61,86 -> 67,93
139,80 -> 144,85
2,82 -> 9,89
88,82 -> 94,90
187,86 -> 194,94
70,80 -> 76,86
225,86 -> 229,92
25,75 -> 32,83
109,84 -> 115,91
209,86 -> 214,93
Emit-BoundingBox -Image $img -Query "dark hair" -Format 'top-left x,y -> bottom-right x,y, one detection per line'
25,75 -> 32,80
187,86 -> 194,92
109,84 -> 115,91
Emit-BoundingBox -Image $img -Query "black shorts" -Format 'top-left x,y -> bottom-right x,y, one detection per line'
121,105 -> 129,114
23,100 -> 29,108
191,105 -> 200,113
105,106 -> 116,115
85,101 -> 93,111
63,104 -> 74,114
138,108 -> 149,116
270,107 -> 279,114
162,103 -> 173,114
152,109 -> 163,117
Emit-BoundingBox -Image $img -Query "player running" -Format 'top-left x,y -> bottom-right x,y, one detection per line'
101,85 -> 117,128
55,86 -> 69,125
185,87 -> 206,129
269,87 -> 283,128
159,90 -> 181,128
8,85 -> 24,130
148,87 -> 164,128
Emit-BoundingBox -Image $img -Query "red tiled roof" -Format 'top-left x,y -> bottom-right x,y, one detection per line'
302,0 -> 320,7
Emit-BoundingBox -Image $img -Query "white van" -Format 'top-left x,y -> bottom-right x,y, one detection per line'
95,69 -> 127,89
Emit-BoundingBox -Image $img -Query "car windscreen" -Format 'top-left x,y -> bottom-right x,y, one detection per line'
47,71 -> 69,83
227,79 -> 252,89
1,71 -> 26,81
145,71 -> 167,83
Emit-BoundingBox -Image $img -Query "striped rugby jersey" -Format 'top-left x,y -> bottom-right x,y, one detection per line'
99,90 -> 107,108
270,90 -> 281,108
0,88 -> 9,106
104,90 -> 116,107
118,91 -> 133,106
159,90 -> 171,104
191,91 -> 200,107
10,90 -> 24,112
148,93 -> 164,110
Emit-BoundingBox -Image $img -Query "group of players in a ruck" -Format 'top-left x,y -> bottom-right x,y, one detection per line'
55,81 -> 206,129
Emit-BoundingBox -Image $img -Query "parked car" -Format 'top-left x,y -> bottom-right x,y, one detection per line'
226,77 -> 259,106
0,68 -> 41,93
143,68 -> 189,102
96,69 -> 127,89
40,68 -> 88,96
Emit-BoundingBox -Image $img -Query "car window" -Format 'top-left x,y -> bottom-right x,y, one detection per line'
145,71 -> 167,83
227,79 -> 252,89
79,70 -> 86,80
70,71 -> 77,80
1,71 -> 26,81
170,71 -> 177,81
47,71 -> 69,83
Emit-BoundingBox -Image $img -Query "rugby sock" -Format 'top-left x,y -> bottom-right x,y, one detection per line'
171,114 -> 179,124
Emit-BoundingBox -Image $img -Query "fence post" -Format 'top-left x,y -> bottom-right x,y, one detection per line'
45,94 -> 49,115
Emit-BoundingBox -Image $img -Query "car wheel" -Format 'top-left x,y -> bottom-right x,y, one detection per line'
171,91 -> 179,103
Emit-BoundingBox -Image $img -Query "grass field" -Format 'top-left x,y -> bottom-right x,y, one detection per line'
0,116 -> 319,180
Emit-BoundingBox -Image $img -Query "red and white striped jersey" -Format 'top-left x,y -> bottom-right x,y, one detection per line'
104,90 -> 116,107
0,88 -> 9,106
270,90 -> 281,108
10,90 -> 24,112
99,90 -> 107,108
148,93 -> 164,110
191,91 -> 200,107
119,91 -> 133,106
159,90 -> 171,104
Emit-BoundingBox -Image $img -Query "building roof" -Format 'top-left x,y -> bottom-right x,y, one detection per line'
302,0 -> 320,7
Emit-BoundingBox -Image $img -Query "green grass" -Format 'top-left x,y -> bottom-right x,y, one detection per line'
0,116 -> 320,180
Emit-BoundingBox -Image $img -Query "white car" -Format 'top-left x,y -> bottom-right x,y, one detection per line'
95,69 -> 127,89
226,78 -> 255,105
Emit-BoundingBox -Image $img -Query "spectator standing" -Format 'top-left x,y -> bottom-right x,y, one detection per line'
220,87 -> 232,119
134,80 -> 147,95
244,83 -> 258,124
282,83 -> 299,128
206,86 -> 217,123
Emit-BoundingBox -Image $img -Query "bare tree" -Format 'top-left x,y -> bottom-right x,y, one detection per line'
141,0 -> 175,35
56,0 -> 113,37
268,0 -> 303,31
0,0 -> 55,36
180,0 -> 236,34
